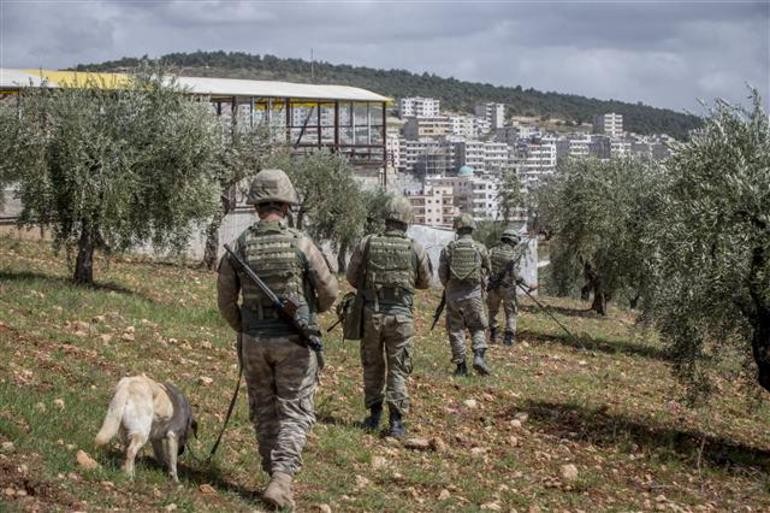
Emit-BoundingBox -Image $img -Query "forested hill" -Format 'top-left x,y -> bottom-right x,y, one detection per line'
76,51 -> 702,139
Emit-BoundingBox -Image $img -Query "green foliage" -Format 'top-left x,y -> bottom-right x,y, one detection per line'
536,157 -> 660,312
0,70 -> 221,283
473,220 -> 505,248
497,170 -> 525,223
645,91 -> 770,397
75,51 -> 702,139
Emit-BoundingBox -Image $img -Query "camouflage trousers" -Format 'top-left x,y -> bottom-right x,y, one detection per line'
446,295 -> 488,364
241,333 -> 318,476
360,308 -> 414,415
487,286 -> 518,336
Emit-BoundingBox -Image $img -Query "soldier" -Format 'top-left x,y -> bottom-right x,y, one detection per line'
439,214 -> 492,376
487,228 -> 525,346
217,169 -> 338,510
346,195 -> 432,438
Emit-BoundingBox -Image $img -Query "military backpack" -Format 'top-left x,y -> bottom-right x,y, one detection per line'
448,238 -> 482,284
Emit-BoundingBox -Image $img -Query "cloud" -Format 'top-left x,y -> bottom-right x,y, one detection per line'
1,0 -> 767,112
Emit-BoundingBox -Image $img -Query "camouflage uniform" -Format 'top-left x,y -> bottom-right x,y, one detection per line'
487,230 -> 524,346
217,169 -> 338,509
346,195 -> 432,437
439,214 -> 491,375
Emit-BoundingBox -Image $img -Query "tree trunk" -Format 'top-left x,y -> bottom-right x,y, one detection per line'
74,223 -> 96,285
590,276 -> 607,315
203,208 -> 226,271
752,309 -> 770,393
337,241 -> 348,275
580,262 -> 594,301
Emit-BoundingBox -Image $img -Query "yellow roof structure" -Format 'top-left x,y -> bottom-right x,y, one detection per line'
0,68 -> 390,103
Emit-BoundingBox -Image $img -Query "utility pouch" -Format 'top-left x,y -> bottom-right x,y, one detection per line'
340,291 -> 365,341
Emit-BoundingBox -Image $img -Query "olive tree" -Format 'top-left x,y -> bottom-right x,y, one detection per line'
645,92 -> 770,395
497,169 -> 525,223
1,73 -> 221,284
536,157 -> 659,314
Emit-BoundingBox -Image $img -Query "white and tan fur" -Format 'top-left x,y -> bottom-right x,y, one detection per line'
95,375 -> 197,482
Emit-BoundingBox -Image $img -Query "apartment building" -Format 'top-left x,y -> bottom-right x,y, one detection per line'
402,116 -> 451,140
475,102 -> 506,129
399,97 -> 441,118
427,169 -> 501,221
404,184 -> 459,227
517,136 -> 557,185
593,112 -> 624,139
448,114 -> 475,138
454,141 -> 487,172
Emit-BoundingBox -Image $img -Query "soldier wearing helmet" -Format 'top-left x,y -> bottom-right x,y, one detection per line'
217,169 -> 338,509
439,213 -> 492,376
487,227 -> 526,346
346,194 -> 432,438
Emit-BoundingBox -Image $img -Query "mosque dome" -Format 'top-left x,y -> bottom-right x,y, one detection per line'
457,165 -> 475,177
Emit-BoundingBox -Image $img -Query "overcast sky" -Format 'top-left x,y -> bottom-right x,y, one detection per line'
1,0 -> 768,112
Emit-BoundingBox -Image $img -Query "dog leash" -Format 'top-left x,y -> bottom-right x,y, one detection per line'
207,334 -> 243,461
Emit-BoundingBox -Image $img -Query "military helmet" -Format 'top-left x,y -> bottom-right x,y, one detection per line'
385,195 -> 414,225
453,213 -> 476,231
246,169 -> 299,206
501,228 -> 521,243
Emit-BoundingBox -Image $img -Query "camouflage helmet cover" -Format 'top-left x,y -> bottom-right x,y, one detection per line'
501,227 -> 521,243
453,213 -> 477,231
246,168 -> 299,205
385,195 -> 414,225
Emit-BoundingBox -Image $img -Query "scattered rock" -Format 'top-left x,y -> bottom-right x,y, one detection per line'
508,436 -> 519,447
121,333 -> 135,342
125,326 -> 136,334
53,398 -> 65,410
370,456 -> 387,469
578,360 -> 588,366
528,506 -> 542,513
198,376 -> 214,386
100,334 -> 113,343
76,449 -> 99,470
92,315 -> 106,323
165,504 -> 178,512
317,505 -> 332,513
560,463 -> 579,483
514,412 -> 529,423
439,489 -> 451,500
354,475 -> 370,489
510,419 -> 522,429
1,441 -> 14,453
470,446 -> 488,457
34,402 -> 46,413
429,436 -> 447,453
3,487 -> 15,497
403,437 -> 431,450
481,501 -> 502,511
199,484 -> 217,495
463,399 -> 478,409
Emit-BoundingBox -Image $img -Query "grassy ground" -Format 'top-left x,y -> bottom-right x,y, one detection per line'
1,237 -> 769,513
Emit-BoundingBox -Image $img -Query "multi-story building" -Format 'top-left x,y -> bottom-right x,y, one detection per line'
454,141 -> 486,172
588,135 -> 611,160
484,142 -> 510,171
475,102 -> 506,129
473,116 -> 492,137
426,168 -> 501,221
414,143 -> 456,176
448,114 -> 475,138
517,136 -> 557,185
593,112 -> 624,139
402,116 -> 451,140
610,139 -> 631,159
399,97 -> 441,118
404,184 -> 459,227
385,124 -> 402,170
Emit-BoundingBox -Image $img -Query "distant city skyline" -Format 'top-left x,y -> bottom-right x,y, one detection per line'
1,0 -> 768,113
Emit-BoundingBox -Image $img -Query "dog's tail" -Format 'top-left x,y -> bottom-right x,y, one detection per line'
95,379 -> 130,446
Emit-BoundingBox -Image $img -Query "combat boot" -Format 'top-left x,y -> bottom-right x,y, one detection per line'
472,349 -> 491,375
503,331 -> 516,346
453,360 -> 469,376
358,401 -> 383,432
387,408 -> 406,438
489,326 -> 499,344
263,471 -> 294,510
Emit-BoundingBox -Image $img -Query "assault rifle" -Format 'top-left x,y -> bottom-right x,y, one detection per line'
430,292 -> 446,331
223,244 -> 325,368
487,245 -> 524,292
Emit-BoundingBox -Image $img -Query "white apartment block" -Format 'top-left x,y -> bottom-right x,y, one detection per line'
473,116 -> 492,137
399,97 -> 441,118
404,185 -> 459,227
610,139 -> 631,158
427,174 -> 501,221
385,126 -> 401,170
517,136 -> 557,186
593,112 -> 624,139
568,135 -> 591,158
484,142 -> 510,171
454,141 -> 487,172
449,115 -> 476,138
475,102 -> 506,129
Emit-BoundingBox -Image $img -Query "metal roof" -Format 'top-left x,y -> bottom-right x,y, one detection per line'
0,68 -> 390,103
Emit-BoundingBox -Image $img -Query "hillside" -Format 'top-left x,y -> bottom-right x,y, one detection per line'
2,236 -> 770,512
74,51 -> 702,140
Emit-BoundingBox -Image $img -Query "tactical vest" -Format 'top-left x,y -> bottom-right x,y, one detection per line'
449,238 -> 482,283
490,243 -> 520,277
236,223 -> 308,330
363,232 -> 416,308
